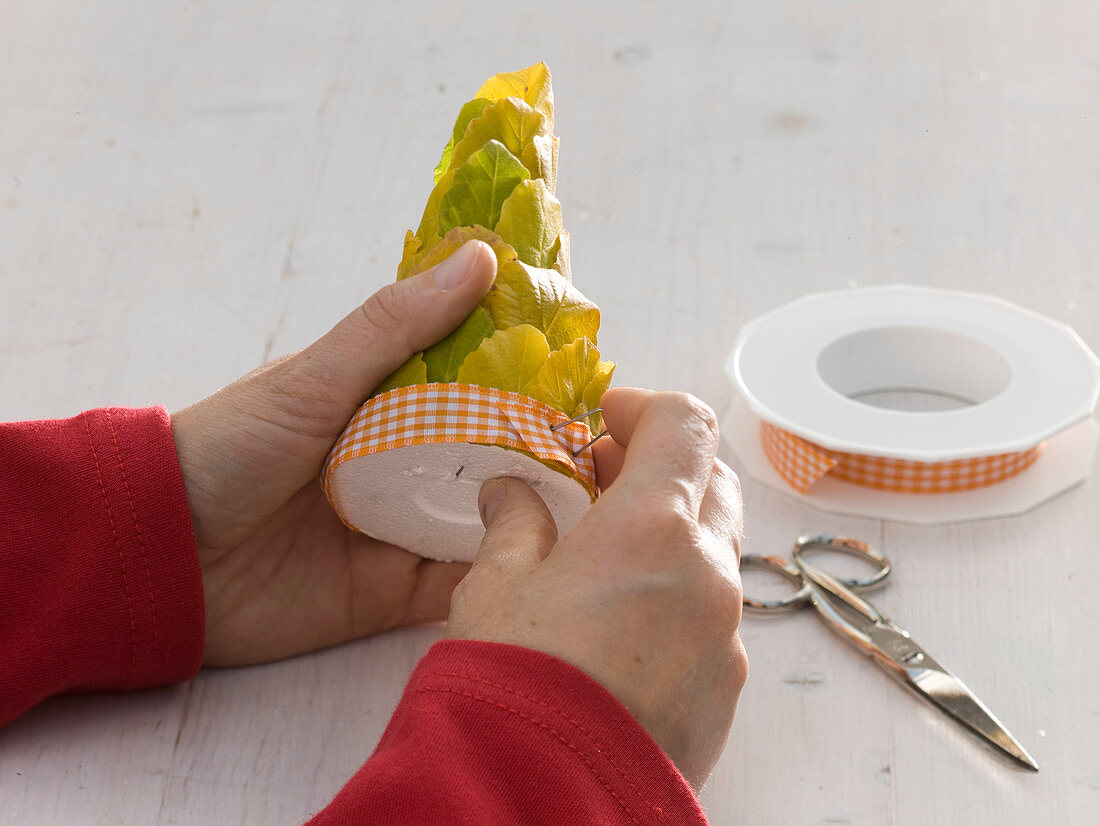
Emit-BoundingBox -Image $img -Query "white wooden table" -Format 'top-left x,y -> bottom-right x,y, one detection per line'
3,2 -> 1098,823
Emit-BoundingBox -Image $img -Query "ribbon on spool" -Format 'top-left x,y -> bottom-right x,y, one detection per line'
759,421 -> 1044,495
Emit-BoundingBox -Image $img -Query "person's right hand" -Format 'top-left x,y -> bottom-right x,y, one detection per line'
445,387 -> 748,791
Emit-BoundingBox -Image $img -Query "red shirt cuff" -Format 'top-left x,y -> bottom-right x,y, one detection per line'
311,639 -> 708,825
0,407 -> 205,726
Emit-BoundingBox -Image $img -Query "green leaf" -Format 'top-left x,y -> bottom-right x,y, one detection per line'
475,62 -> 554,123
423,307 -> 495,383
494,178 -> 562,269
448,97 -> 551,181
456,324 -> 549,394
434,97 -> 493,185
527,338 -> 605,416
373,352 -> 428,396
438,141 -> 529,235
483,261 -> 600,350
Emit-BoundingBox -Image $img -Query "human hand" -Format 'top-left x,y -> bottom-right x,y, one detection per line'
445,387 -> 748,791
172,240 -> 497,666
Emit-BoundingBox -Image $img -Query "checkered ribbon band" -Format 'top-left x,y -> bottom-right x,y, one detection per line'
322,383 -> 598,502
760,422 -> 1044,495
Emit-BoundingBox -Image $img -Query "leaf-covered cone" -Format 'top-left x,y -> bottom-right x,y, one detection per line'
377,62 -> 614,428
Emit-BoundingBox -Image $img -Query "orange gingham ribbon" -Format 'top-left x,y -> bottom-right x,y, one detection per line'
322,383 -> 598,507
759,422 -> 1044,495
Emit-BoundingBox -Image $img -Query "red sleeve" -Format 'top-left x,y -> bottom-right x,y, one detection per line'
0,408 -> 707,825
308,640 -> 709,826
0,407 -> 206,727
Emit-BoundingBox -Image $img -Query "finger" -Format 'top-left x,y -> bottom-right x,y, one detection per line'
400,560 -> 473,625
592,434 -> 626,491
699,459 -> 743,562
600,387 -> 720,516
472,477 -> 558,580
293,240 -> 497,416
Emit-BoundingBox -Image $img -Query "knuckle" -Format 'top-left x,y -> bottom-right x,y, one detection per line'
731,635 -> 750,690
699,572 -> 744,630
629,499 -> 694,541
359,283 -> 413,337
449,569 -> 487,611
657,392 -> 720,444
713,459 -> 741,498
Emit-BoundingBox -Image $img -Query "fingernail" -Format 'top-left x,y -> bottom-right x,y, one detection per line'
479,480 -> 507,527
432,241 -> 482,291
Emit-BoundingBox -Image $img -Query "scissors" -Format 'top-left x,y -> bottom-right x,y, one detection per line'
741,534 -> 1039,771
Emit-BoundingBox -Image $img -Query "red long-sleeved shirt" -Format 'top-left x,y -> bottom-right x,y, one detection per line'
0,406 -> 707,825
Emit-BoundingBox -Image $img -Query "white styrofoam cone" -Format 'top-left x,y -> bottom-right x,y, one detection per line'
329,441 -> 592,562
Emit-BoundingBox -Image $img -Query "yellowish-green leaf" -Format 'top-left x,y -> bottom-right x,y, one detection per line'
521,134 -> 558,193
475,62 -> 554,123
400,225 -> 518,281
418,101 -> 549,245
447,98 -> 551,181
494,179 -> 562,269
552,228 -> 571,282
423,306 -> 495,383
413,167 -> 450,251
396,230 -> 424,281
527,339 -> 603,416
373,352 -> 428,396
580,360 -> 615,431
434,97 -> 493,185
439,141 -> 529,235
483,261 -> 599,350
456,324 -> 549,394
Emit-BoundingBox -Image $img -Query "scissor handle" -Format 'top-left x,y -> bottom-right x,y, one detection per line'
741,555 -> 811,612
741,535 -> 892,613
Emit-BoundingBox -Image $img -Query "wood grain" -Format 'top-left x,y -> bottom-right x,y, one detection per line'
2,2 -> 1097,824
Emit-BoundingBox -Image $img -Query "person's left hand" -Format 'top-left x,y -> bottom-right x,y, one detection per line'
171,240 -> 497,666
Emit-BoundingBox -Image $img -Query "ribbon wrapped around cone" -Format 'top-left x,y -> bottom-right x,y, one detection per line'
323,63 -> 613,562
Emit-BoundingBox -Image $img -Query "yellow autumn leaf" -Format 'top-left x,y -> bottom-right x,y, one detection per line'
580,360 -> 616,432
521,134 -> 558,193
553,228 -> 571,282
396,230 -> 424,281
456,324 -> 550,395
448,97 -> 551,181
400,225 -> 518,281
413,166 -> 452,250
475,62 -> 554,123
527,338 -> 604,416
483,260 -> 599,350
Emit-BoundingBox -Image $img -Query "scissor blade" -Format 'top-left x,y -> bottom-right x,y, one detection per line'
867,623 -> 1039,772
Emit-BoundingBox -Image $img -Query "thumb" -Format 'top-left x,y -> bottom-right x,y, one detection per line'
473,478 -> 559,579
293,240 -> 497,417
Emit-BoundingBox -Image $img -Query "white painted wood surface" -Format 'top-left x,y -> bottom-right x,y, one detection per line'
2,2 -> 1098,823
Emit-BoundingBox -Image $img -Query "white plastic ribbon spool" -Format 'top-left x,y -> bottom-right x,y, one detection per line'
723,285 -> 1100,524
